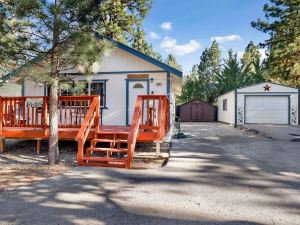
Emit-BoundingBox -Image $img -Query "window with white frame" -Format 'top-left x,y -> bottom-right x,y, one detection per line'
223,99 -> 228,111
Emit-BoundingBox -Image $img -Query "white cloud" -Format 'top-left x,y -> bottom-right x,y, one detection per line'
237,51 -> 244,60
259,49 -> 267,60
237,49 -> 267,62
149,31 -> 160,40
211,35 -> 242,43
161,22 -> 173,31
160,36 -> 201,56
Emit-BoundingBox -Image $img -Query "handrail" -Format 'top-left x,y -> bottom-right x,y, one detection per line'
126,96 -> 143,169
0,95 -> 97,129
75,96 -> 100,165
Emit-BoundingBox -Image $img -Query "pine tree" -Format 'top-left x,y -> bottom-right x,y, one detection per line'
216,50 -> 252,94
198,40 -> 221,83
99,0 -> 152,43
165,54 -> 182,70
1,0 -> 149,165
241,41 -> 261,73
131,27 -> 162,61
252,0 -> 300,87
241,41 -> 267,83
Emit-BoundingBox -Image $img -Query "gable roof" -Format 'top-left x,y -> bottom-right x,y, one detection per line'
1,33 -> 183,83
178,99 -> 215,107
95,33 -> 183,78
237,81 -> 299,92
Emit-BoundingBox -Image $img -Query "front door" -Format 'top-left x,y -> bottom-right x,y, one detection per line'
127,80 -> 148,125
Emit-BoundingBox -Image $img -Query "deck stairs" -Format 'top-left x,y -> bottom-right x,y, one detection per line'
81,126 -> 130,168
75,95 -> 170,169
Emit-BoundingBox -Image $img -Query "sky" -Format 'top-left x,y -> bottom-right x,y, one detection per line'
142,0 -> 269,74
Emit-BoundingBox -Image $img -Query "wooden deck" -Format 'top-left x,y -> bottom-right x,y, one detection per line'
0,95 -> 170,168
0,125 -> 159,142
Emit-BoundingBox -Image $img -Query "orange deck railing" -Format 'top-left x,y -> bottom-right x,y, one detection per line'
126,95 -> 170,168
75,96 -> 100,166
0,95 -> 170,168
0,96 -> 96,133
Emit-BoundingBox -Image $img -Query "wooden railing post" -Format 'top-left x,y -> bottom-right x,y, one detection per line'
77,139 -> 84,166
95,96 -> 100,132
43,97 -> 48,129
75,96 -> 99,166
0,98 -> 2,135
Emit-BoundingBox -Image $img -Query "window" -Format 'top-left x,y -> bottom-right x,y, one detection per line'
46,80 -> 107,108
133,83 -> 144,89
90,82 -> 106,107
223,99 -> 228,111
59,81 -> 88,96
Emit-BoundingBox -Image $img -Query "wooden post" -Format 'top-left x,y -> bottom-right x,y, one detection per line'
0,138 -> 5,153
36,139 -> 42,155
156,142 -> 161,157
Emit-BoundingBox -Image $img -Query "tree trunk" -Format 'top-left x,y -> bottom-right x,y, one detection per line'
48,74 -> 59,165
48,0 -> 60,165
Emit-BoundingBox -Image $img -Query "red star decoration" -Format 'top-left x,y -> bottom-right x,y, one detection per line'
264,84 -> 271,91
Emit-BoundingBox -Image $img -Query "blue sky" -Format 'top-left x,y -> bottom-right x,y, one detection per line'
143,0 -> 269,74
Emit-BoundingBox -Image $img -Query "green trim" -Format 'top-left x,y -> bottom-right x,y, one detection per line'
21,81 -> 25,97
299,89 -> 300,125
125,78 -> 150,125
167,72 -> 171,98
288,96 -> 291,125
95,33 -> 183,78
62,70 -> 167,75
244,95 -> 290,125
237,92 -> 298,94
234,89 -> 237,127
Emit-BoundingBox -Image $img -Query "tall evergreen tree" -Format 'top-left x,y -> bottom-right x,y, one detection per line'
198,40 -> 221,82
131,27 -> 162,61
216,50 -> 252,94
241,41 -> 261,73
1,0 -> 150,165
252,0 -> 300,87
99,0 -> 152,43
165,54 -> 182,70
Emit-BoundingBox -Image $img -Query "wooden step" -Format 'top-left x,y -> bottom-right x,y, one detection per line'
83,157 -> 127,163
81,162 -> 127,168
92,138 -> 128,144
87,147 -> 128,153
96,130 -> 129,135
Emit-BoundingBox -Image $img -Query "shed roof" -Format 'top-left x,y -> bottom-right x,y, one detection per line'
178,99 -> 215,107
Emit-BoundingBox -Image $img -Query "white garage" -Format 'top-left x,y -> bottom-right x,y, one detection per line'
218,82 -> 299,125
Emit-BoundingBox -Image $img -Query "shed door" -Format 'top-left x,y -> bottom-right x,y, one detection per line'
245,96 -> 289,124
191,103 -> 202,121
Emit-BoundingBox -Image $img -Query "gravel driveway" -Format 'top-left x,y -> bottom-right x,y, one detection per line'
0,122 -> 299,225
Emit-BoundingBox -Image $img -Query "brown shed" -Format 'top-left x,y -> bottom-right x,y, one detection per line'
178,99 -> 216,122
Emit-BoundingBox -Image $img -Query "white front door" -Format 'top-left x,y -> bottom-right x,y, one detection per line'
128,80 -> 148,124
245,96 -> 289,124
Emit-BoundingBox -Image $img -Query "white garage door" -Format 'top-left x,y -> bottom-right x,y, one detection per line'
245,96 -> 289,124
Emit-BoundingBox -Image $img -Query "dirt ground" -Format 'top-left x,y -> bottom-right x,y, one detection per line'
0,140 -> 167,191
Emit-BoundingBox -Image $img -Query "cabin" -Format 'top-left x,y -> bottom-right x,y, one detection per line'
0,38 -> 183,169
217,82 -> 299,126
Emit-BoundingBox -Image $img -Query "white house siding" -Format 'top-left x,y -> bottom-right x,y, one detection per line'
62,48 -> 163,74
237,82 -> 299,125
217,91 -> 235,124
0,83 -> 22,96
24,80 -> 44,96
69,72 -> 168,126
21,45 -> 181,126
